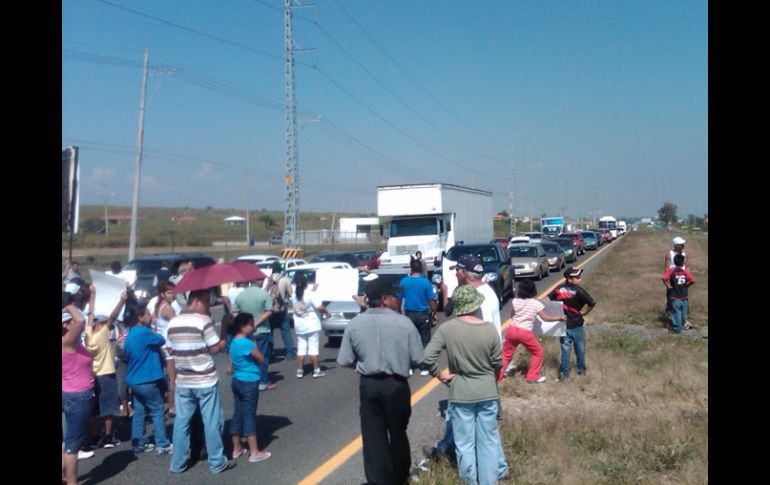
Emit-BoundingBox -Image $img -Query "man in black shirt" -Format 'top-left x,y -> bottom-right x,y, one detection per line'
548,267 -> 596,380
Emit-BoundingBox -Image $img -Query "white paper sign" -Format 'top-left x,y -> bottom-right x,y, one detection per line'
89,270 -> 127,317
532,299 -> 567,337
314,268 -> 359,302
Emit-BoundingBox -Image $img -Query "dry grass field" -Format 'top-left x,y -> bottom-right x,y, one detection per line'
419,228 -> 708,484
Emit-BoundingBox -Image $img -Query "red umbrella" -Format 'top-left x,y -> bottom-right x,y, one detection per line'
172,261 -> 267,294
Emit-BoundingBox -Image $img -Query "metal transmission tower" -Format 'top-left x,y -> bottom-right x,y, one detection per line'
283,0 -> 315,246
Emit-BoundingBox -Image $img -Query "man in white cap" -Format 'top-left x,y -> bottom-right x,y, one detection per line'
665,237 -> 687,270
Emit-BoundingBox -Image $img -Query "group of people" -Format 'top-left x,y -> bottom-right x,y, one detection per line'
63,251 -> 602,485
61,258 -> 292,485
339,253 -> 597,485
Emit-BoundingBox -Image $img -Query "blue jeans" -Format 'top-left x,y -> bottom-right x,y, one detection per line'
449,400 -> 505,485
170,385 -> 227,474
560,326 -> 586,379
230,378 -> 260,437
670,299 -> 688,333
130,380 -> 170,449
254,332 -> 272,387
440,404 -> 508,479
272,310 -> 296,360
62,389 -> 95,454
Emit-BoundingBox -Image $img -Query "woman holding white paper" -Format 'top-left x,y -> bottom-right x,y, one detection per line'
498,280 -> 566,384
291,275 -> 330,379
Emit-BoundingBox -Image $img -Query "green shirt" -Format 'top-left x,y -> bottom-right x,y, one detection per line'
233,286 -> 273,335
423,317 -> 502,404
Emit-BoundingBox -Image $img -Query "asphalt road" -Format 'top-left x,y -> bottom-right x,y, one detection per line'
72,240 -> 617,485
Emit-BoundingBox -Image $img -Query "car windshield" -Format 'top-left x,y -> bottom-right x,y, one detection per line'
354,251 -> 377,260
124,260 -> 163,275
542,245 -> 560,255
508,247 -> 537,258
390,217 -> 438,237
285,269 -> 317,284
581,233 -> 596,240
553,239 -> 574,249
446,246 -> 499,263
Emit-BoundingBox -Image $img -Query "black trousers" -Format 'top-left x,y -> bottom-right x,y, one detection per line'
359,374 -> 412,485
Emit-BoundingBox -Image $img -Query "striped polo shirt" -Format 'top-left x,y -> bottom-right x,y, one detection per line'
166,311 -> 221,388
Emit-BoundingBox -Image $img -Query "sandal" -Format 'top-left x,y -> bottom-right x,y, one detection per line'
233,449 -> 248,459
249,451 -> 271,463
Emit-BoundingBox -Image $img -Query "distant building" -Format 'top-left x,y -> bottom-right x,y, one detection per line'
107,213 -> 132,225
339,217 -> 380,241
224,216 -> 246,225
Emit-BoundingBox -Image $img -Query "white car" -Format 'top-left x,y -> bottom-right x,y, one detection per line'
283,262 -> 359,343
236,254 -> 280,264
509,236 -> 531,245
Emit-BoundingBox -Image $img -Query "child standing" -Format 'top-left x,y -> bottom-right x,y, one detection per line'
662,254 -> 695,334
548,267 -> 596,381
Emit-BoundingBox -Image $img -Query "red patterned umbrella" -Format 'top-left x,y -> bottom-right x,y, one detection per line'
172,261 -> 267,294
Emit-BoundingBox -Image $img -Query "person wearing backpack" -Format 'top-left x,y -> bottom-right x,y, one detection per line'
267,261 -> 297,361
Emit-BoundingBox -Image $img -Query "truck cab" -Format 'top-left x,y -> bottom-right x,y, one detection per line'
378,213 -> 453,272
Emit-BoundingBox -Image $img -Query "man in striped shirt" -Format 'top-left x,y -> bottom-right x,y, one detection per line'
166,288 -> 236,475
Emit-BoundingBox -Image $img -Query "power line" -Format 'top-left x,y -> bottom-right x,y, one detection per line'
329,0 -> 510,148
309,19 -> 509,166
310,65 -> 502,182
92,0 -> 294,64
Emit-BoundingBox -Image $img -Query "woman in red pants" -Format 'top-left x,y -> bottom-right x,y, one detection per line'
498,280 -> 566,384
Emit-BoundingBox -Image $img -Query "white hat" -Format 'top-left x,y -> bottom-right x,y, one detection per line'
362,273 -> 379,282
62,312 -> 72,323
672,237 -> 686,245
64,282 -> 80,294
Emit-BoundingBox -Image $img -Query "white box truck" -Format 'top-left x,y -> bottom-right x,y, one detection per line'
377,183 -> 493,272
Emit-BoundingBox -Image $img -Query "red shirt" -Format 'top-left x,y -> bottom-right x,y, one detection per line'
662,267 -> 695,299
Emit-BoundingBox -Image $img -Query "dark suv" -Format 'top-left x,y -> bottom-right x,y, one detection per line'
310,252 -> 360,268
559,231 -> 585,255
433,242 -> 513,307
123,253 -> 217,304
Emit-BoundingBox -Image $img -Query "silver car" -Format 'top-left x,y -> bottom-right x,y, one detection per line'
322,300 -> 362,342
508,243 -> 549,281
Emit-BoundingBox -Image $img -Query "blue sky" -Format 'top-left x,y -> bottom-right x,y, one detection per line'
62,0 -> 708,220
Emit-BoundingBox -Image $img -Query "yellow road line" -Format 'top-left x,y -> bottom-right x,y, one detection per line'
296,240 -> 614,485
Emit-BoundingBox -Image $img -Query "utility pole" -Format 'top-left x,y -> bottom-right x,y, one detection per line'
244,161 -> 250,246
283,0 -> 316,247
128,48 -> 149,261
99,186 -> 112,241
509,137 -> 517,236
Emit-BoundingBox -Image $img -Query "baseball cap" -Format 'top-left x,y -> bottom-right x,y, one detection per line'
64,282 -> 80,294
563,267 -> 584,279
672,237 -> 686,245
362,273 -> 379,282
93,313 -> 110,323
450,285 -> 485,316
450,254 -> 482,273
365,278 -> 401,302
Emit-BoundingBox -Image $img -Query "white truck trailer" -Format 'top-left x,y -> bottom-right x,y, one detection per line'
377,183 -> 493,272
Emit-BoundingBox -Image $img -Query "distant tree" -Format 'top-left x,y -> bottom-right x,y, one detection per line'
497,210 -> 509,217
258,214 -> 276,230
657,202 -> 678,226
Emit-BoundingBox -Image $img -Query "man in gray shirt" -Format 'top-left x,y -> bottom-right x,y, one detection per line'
338,278 -> 424,485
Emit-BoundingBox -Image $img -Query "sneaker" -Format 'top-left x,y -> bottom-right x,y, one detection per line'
103,435 -> 121,449
133,443 -> 156,453
213,459 -> 237,474
296,369 -> 304,379
527,376 -> 547,384
156,444 -> 173,455
420,370 -> 430,376
77,450 -> 95,460
312,368 -> 325,378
